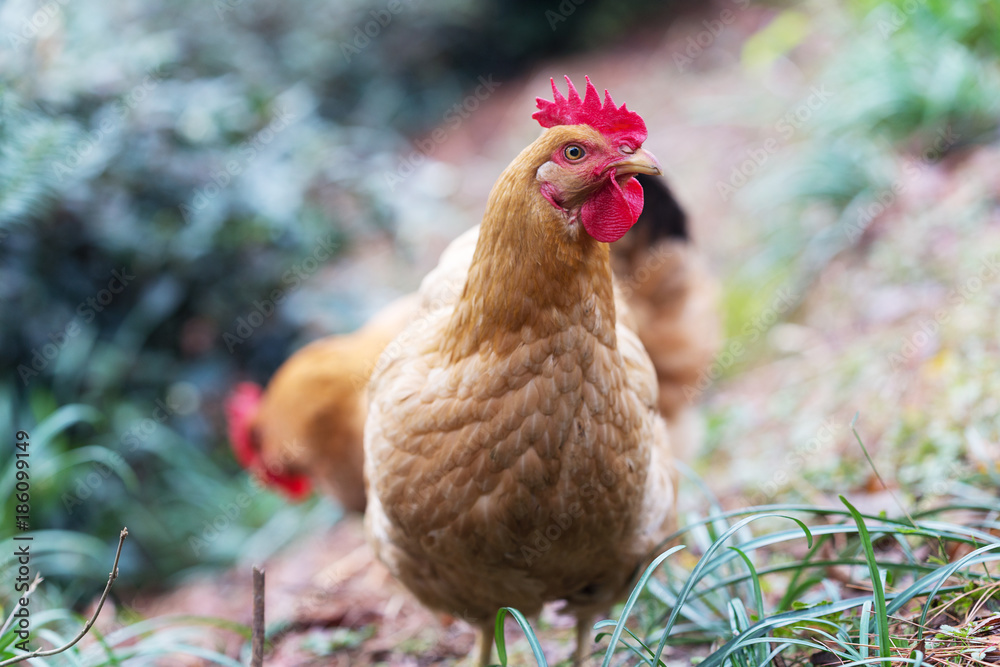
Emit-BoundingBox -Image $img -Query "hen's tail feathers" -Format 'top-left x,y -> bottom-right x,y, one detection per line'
225,381 -> 313,500
634,173 -> 688,243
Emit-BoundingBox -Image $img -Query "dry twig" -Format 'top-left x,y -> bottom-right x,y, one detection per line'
252,565 -> 265,667
0,527 -> 128,667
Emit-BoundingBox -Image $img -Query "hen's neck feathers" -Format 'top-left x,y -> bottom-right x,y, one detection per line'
443,128 -> 618,361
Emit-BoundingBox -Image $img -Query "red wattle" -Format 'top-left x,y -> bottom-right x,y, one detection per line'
263,468 -> 312,500
226,381 -> 312,501
580,173 -> 644,243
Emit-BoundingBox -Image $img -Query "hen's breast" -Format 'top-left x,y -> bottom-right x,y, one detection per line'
364,222 -> 674,621
364,307 -> 663,619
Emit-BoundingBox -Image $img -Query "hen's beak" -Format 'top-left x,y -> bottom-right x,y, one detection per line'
613,148 -> 662,176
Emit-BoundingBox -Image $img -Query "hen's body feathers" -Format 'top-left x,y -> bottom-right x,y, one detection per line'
365,114 -> 677,665
366,223 -> 675,623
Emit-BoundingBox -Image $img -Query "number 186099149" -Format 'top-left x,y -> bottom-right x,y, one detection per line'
14,431 -> 30,531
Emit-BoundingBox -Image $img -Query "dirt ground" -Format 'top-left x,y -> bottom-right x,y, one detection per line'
128,4 -> 1000,665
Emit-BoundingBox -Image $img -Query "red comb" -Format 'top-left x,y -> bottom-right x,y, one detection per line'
533,75 -> 647,144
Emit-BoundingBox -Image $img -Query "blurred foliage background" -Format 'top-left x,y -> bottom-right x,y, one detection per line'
0,0 -> 689,603
0,0 -> 998,649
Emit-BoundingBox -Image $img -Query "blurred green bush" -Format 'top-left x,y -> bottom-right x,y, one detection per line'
735,0 -> 1000,296
0,0 -> 680,602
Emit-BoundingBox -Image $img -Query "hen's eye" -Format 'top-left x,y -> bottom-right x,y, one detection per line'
563,144 -> 585,161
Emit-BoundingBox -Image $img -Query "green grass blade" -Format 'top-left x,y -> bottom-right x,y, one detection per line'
840,496 -> 890,667
777,533 -> 829,611
728,546 -> 767,667
697,597 -> 880,667
736,637 -> 824,663
86,624 -> 123,667
644,576 -> 721,632
668,521 -> 984,593
495,607 -> 547,667
594,621 -> 661,666
600,545 -> 685,667
30,404 -> 104,451
912,542 -> 1000,638
651,515 -> 812,665
858,599 -> 871,660
121,643 -> 245,666
885,551 -> 1000,618
728,546 -> 764,623
100,614 -> 249,647
798,626 -> 865,662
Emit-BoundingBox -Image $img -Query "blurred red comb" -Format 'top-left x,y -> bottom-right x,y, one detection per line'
533,75 -> 647,144
226,382 -> 262,468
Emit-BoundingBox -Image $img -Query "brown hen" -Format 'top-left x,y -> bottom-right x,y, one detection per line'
364,77 -> 678,666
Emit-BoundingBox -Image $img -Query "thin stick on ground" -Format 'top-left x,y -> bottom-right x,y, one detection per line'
252,565 -> 265,667
851,414 -> 917,528
0,527 -> 128,667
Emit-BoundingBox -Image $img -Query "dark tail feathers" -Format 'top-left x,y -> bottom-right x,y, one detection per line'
635,173 -> 688,243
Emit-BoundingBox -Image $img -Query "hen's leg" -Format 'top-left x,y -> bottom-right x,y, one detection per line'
573,613 -> 595,666
473,621 -> 494,667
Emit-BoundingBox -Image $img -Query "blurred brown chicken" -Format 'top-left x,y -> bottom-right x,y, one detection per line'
226,293 -> 418,512
611,172 -> 720,460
